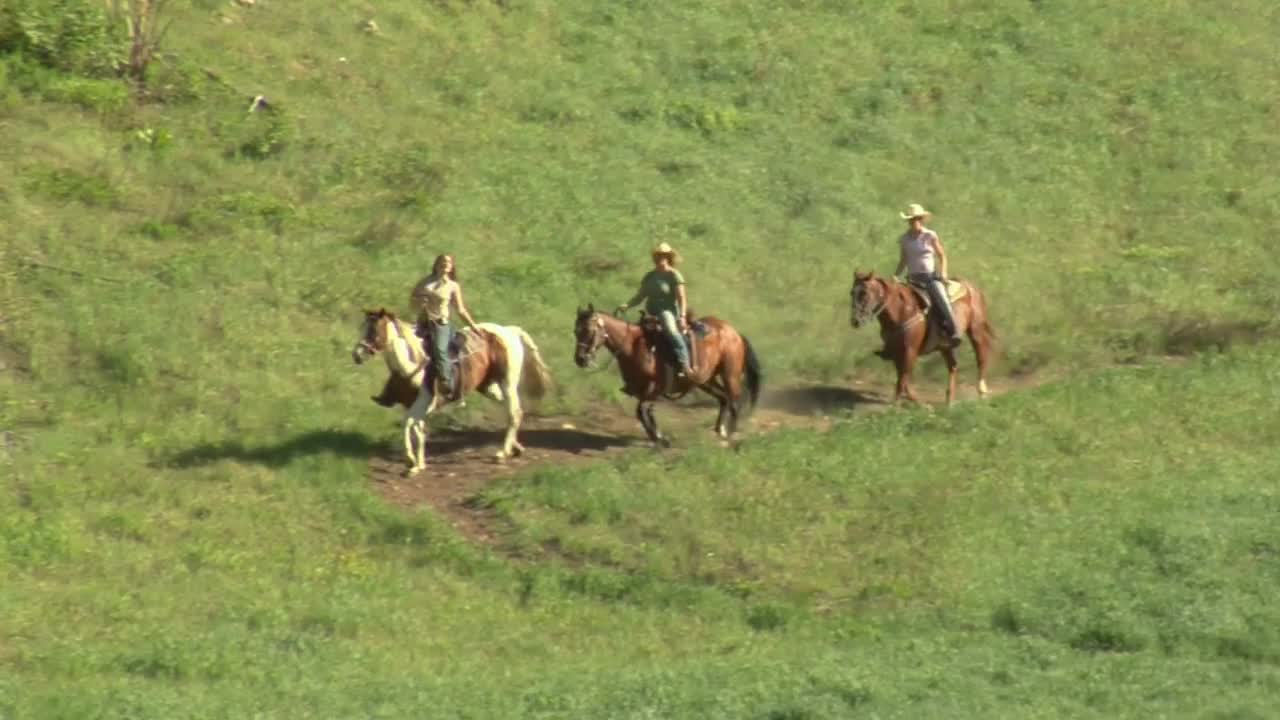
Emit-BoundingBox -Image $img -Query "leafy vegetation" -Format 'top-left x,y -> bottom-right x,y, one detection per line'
2,0 -> 1278,717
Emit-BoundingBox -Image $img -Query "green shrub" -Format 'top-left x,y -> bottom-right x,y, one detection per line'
0,0 -> 122,77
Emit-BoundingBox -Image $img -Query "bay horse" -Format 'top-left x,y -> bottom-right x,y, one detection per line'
352,308 -> 552,475
849,271 -> 995,406
573,305 -> 761,446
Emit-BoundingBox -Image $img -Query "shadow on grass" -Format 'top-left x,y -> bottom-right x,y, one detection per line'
167,425 -> 638,469
416,427 -> 636,458
758,385 -> 885,416
165,430 -> 383,469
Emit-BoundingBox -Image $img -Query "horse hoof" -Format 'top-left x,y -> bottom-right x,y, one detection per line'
494,452 -> 508,462
511,444 -> 525,457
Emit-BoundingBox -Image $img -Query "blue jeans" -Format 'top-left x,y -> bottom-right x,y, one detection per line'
425,320 -> 454,389
909,273 -> 960,338
658,311 -> 691,371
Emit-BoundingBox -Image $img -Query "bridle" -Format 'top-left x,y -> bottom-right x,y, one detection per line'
851,279 -> 888,327
575,312 -> 616,371
355,317 -> 382,358
357,315 -> 426,373
852,278 -> 926,337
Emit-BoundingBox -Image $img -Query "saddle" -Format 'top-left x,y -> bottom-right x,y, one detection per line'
907,278 -> 968,313
415,320 -> 472,398
638,311 -> 706,377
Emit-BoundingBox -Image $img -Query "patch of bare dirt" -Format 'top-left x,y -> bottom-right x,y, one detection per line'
366,369 -> 1044,547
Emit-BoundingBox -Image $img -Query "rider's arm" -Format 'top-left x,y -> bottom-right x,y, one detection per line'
931,234 -> 949,279
618,282 -> 646,313
676,283 -> 689,324
452,284 -> 479,329
893,243 -> 908,279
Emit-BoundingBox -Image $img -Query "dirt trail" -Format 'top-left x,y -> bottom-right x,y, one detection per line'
367,371 -> 1052,545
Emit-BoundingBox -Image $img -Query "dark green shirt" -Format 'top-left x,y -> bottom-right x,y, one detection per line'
635,269 -> 685,316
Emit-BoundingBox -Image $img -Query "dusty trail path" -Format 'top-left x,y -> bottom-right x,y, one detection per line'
366,369 -> 1055,546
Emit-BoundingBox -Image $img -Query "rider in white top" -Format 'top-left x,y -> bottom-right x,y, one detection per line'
894,203 -> 962,345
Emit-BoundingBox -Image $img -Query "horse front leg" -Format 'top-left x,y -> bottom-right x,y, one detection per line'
635,401 -> 657,443
648,404 -> 672,448
403,389 -> 438,476
637,401 -> 670,448
894,349 -> 921,405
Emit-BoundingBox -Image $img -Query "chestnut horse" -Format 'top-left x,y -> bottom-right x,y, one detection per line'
573,305 -> 761,446
352,309 -> 552,475
849,271 -> 995,406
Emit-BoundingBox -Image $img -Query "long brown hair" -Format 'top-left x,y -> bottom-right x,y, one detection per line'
432,254 -> 458,281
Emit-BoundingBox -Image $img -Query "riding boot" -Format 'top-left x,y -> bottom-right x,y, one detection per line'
929,279 -> 964,348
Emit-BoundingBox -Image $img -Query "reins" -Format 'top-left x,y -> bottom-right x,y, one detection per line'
577,314 -> 619,372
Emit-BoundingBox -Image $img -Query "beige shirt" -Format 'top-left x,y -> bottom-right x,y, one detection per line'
901,228 -> 939,276
410,274 -> 459,323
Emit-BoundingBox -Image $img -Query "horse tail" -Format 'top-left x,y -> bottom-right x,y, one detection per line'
968,284 -> 997,342
515,327 -> 552,400
741,335 -> 762,411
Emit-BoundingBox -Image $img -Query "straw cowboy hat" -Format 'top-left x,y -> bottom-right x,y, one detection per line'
899,203 -> 932,220
651,242 -> 680,263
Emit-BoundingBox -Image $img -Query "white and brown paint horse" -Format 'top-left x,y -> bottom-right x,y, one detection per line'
352,308 -> 552,475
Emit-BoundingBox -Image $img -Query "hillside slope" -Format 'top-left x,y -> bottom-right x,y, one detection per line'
2,1 -> 1279,717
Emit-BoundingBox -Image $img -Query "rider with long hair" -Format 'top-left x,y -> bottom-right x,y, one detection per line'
615,242 -> 693,378
410,253 -> 479,401
894,203 -> 962,347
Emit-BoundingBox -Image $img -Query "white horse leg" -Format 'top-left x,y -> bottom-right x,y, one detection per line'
404,389 -> 437,475
497,380 -> 524,459
487,327 -> 526,461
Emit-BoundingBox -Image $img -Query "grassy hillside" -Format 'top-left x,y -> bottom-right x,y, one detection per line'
3,0 -> 1279,717
5,345 -> 1280,718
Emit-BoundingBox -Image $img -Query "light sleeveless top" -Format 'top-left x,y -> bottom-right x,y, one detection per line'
901,229 -> 938,275
410,274 -> 459,323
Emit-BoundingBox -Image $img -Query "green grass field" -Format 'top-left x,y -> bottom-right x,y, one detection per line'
3,0 -> 1279,717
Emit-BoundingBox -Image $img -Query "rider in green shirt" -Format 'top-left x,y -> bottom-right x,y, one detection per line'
616,242 -> 693,377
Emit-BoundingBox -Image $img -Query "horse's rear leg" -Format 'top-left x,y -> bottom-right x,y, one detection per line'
967,323 -> 992,397
710,389 -> 731,440
721,369 -> 743,438
496,380 -> 524,460
941,348 -> 959,406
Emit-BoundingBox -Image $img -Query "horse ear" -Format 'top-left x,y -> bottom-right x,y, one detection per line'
587,302 -> 595,313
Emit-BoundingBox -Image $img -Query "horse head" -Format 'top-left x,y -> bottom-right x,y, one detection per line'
352,307 -> 393,364
850,270 -> 886,328
574,303 -> 606,368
